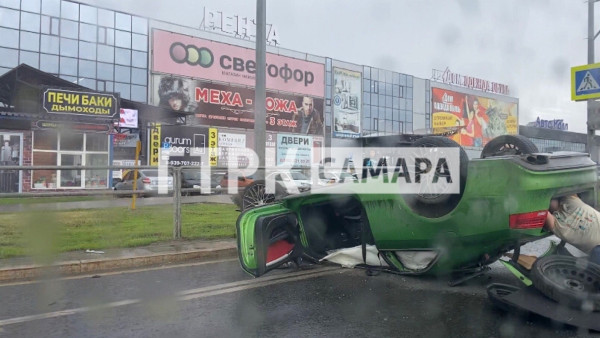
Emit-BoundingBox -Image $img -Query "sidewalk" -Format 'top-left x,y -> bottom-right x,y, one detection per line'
0,238 -> 238,283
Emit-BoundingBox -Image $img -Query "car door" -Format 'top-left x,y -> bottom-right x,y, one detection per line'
119,171 -> 134,190
237,210 -> 303,277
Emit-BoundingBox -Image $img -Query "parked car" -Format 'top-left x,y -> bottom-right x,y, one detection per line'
265,170 -> 312,194
235,134 -> 599,278
219,172 -> 254,190
181,169 -> 221,195
317,171 -> 359,186
114,169 -> 173,196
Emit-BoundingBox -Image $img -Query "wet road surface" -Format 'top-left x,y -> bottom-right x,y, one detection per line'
0,256 -> 596,337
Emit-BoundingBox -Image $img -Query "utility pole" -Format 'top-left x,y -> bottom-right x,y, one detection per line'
588,0 -> 598,162
255,0 -> 267,174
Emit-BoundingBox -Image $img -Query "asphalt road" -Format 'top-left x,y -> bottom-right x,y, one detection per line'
0,256 -> 597,337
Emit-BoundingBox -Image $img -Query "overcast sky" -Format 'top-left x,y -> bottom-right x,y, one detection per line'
82,0 -> 596,133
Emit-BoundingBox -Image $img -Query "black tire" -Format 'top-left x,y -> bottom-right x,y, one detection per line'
410,136 -> 469,205
481,135 -> 538,158
241,180 -> 287,211
531,255 -> 600,311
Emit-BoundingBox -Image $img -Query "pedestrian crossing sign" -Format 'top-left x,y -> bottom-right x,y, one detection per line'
572,63 -> 600,101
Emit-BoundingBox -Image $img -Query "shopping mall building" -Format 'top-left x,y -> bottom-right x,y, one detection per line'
0,0 -> 594,193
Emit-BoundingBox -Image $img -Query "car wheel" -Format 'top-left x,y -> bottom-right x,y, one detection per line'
531,255 -> 600,311
401,136 -> 468,218
481,135 -> 538,158
411,136 -> 469,205
241,181 -> 277,210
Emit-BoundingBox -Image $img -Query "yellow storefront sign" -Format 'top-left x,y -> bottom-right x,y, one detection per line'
149,123 -> 161,166
209,128 -> 218,167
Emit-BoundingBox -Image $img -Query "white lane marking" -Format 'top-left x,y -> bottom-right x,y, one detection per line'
0,267 -> 343,327
0,258 -> 239,287
0,299 -> 141,326
179,268 -> 343,301
178,266 -> 341,296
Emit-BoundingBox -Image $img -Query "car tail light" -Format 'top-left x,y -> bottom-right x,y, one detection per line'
509,210 -> 548,229
142,177 -> 151,184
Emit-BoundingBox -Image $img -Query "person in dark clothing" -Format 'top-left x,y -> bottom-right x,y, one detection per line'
292,96 -> 323,135
158,77 -> 191,111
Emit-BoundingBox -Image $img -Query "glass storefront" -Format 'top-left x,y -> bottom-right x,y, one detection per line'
0,132 -> 22,193
32,130 -> 109,189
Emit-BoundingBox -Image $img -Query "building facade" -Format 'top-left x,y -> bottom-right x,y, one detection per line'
0,0 -> 534,193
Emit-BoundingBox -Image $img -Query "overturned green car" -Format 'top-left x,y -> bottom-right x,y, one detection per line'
236,135 -> 598,278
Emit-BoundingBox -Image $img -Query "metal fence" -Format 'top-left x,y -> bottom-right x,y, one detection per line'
0,164 -> 242,239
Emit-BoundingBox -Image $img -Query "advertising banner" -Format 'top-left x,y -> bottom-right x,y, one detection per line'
332,68 -> 362,138
208,128 -> 218,166
149,124 -> 208,166
113,133 -> 140,147
152,74 -> 324,136
152,29 -> 324,97
42,88 -> 118,118
218,132 -> 247,168
34,120 -> 112,133
149,124 -> 161,165
266,132 -> 276,168
431,87 -> 518,148
117,108 -> 138,129
276,134 -> 313,168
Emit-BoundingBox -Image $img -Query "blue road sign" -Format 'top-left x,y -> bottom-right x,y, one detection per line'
571,63 -> 600,101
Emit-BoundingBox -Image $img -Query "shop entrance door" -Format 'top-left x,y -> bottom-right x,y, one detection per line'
0,133 -> 22,193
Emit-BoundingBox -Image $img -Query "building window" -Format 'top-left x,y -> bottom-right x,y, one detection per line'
32,130 -> 109,189
131,33 -> 147,51
59,37 -> 77,57
79,23 -> 97,42
97,44 -> 115,63
97,26 -> 106,44
19,51 -> 40,68
0,47 -> 18,68
0,7 -> 20,29
98,8 -> 114,28
0,27 -> 19,48
131,16 -> 147,35
21,12 -> 41,33
59,56 -> 77,75
115,12 -> 131,31
131,84 -> 146,102
22,0 -> 41,12
97,80 -> 106,91
114,47 -> 131,66
131,67 -> 146,85
41,16 -> 60,35
41,0 -> 60,17
131,51 -> 147,68
115,30 -> 131,49
80,4 -> 97,24
40,53 -> 59,73
59,19 -> 78,39
60,0 -> 79,21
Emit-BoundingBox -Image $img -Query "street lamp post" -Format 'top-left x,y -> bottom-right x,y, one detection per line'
255,0 -> 267,173
588,0 -> 599,162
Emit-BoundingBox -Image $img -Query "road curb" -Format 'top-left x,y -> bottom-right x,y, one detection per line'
0,246 -> 238,283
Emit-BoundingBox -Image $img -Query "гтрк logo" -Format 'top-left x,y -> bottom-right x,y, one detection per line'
170,42 -> 214,68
